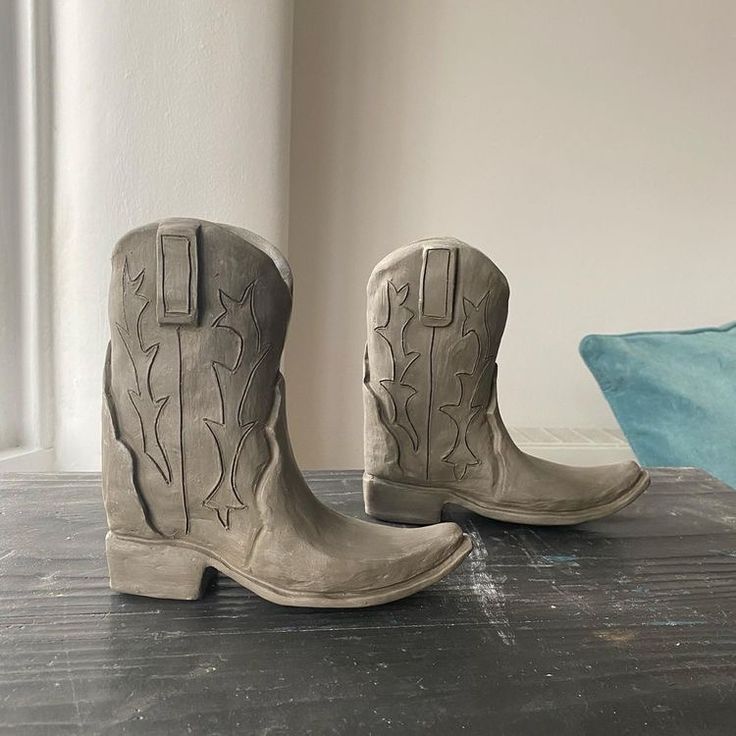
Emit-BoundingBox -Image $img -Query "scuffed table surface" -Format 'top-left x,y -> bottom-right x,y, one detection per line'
1,469 -> 735,735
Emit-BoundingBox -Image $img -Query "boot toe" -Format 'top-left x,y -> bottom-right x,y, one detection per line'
499,456 -> 649,523
393,521 -> 466,571
584,460 -> 646,504
320,518 -> 468,596
350,519 -> 467,590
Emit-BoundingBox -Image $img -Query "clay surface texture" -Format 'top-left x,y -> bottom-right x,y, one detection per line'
103,219 -> 470,606
363,238 -> 649,525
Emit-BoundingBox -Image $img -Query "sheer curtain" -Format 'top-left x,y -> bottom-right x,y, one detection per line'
0,1 -> 23,453
0,0 -> 54,471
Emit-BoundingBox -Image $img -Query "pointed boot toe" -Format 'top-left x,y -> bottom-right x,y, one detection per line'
396,521 -> 472,585
400,520 -> 468,562
586,460 -> 648,500
242,500 -> 471,608
356,519 -> 470,578
363,237 -> 650,526
358,520 -> 471,600
310,517 -> 471,606
487,455 -> 651,524
571,460 -> 650,521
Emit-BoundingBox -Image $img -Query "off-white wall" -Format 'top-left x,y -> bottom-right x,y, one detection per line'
286,0 -> 736,469
53,0 -> 293,469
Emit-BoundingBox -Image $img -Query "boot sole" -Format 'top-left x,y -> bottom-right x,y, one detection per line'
364,469 -> 651,526
106,531 -> 472,607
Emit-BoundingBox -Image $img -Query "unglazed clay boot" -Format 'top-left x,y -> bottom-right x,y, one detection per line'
363,238 -> 650,525
103,220 -> 470,606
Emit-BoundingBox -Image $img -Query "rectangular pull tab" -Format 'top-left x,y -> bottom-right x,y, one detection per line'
419,246 -> 456,327
156,221 -> 199,325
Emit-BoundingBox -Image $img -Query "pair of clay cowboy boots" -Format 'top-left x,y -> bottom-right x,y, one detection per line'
102,219 -> 649,607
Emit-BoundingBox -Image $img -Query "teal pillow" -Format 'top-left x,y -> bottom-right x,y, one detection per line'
580,322 -> 736,489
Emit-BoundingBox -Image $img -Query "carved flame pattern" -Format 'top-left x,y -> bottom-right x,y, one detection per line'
204,282 -> 272,528
374,282 -> 421,463
440,292 -> 492,480
115,259 -> 172,483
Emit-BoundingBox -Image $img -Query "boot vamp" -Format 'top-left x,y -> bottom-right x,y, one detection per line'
487,456 -> 643,513
249,508 -> 465,595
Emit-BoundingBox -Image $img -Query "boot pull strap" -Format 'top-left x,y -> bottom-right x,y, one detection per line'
156,220 -> 200,325
419,245 -> 457,327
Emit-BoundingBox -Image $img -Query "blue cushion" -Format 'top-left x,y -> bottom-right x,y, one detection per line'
580,322 -> 736,489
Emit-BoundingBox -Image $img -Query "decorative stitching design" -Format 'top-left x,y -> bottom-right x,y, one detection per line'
115,259 -> 172,484
204,282 -> 272,529
374,281 -> 421,468
440,291 -> 493,480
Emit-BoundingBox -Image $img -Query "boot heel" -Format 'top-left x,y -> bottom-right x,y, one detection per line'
106,533 -> 215,600
363,474 -> 446,525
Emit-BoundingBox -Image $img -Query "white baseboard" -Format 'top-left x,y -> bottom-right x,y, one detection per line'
0,447 -> 55,471
509,427 -> 636,466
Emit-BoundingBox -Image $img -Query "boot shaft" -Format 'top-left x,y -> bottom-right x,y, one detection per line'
104,219 -> 292,537
365,238 -> 509,483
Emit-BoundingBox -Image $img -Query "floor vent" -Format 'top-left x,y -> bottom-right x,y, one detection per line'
509,427 -> 635,466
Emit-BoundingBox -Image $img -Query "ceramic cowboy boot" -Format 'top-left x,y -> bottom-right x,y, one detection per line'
103,220 -> 471,607
363,237 -> 650,525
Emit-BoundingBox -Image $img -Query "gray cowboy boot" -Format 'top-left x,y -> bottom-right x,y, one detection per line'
363,238 -> 649,525
103,220 -> 470,606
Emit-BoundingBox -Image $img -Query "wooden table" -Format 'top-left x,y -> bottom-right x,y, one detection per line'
1,469 -> 735,734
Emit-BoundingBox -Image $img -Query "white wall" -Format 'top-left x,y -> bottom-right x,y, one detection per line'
52,0 -> 294,468
286,0 -> 736,469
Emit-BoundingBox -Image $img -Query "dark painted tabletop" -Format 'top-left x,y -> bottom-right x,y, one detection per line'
1,469 -> 735,735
